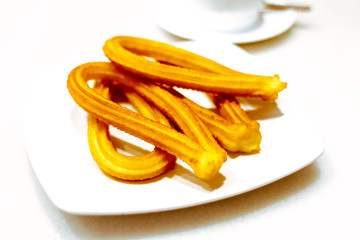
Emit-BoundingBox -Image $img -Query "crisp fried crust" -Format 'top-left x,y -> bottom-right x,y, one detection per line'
67,62 -> 227,180
103,36 -> 287,101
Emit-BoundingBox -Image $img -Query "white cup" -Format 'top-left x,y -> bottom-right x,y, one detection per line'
187,0 -> 263,33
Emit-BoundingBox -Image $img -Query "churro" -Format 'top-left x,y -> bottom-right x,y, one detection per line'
67,36 -> 289,181
67,62 -> 227,180
103,36 -> 287,102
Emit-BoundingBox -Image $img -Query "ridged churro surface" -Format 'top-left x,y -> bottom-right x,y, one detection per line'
67,62 -> 227,180
67,36 -> 287,181
103,36 -> 287,101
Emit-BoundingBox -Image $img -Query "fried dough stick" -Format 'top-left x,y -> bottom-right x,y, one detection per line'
88,81 -> 175,181
103,36 -> 287,102
102,36 -> 264,152
68,62 -> 227,180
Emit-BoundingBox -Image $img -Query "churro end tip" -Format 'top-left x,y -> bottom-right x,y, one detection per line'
193,149 -> 227,181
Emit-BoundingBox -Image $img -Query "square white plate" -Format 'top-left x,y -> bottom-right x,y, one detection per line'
24,41 -> 324,215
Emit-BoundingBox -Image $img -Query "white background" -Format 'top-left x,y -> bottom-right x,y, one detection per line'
1,0 -> 360,239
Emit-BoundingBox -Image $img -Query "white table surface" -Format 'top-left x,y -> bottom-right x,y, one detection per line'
1,0 -> 360,239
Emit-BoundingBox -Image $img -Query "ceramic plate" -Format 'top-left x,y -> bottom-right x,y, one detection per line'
25,41 -> 323,215
155,0 -> 297,43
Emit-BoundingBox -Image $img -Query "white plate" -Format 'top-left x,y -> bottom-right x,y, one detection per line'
155,0 -> 297,43
25,41 -> 323,215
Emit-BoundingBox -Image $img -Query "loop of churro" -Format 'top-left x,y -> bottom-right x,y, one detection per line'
103,36 -> 287,102
88,81 -> 175,181
67,62 -> 227,180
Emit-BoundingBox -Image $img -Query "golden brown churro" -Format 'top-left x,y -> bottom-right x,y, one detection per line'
67,36 -> 288,182
103,36 -> 287,102
88,81 -> 175,181
67,62 -> 227,180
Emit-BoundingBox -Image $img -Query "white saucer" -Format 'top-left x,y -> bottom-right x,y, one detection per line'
155,0 -> 297,43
